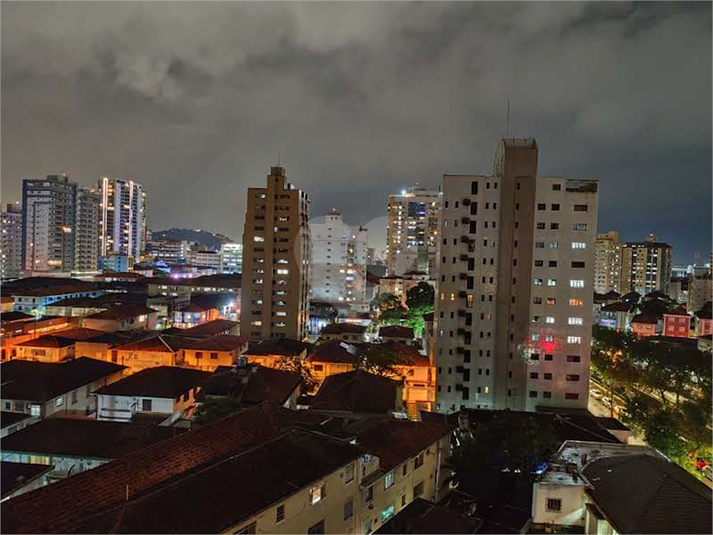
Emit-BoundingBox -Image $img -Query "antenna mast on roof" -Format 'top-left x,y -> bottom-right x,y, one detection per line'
506,100 -> 510,137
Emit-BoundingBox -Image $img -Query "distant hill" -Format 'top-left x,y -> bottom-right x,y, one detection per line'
151,228 -> 234,251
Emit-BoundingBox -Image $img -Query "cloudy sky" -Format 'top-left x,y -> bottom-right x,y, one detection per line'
2,1 -> 711,262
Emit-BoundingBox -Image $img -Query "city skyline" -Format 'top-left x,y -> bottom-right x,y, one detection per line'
2,2 -> 711,263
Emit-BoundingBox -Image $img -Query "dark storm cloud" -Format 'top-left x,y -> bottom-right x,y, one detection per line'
1,1 -> 710,262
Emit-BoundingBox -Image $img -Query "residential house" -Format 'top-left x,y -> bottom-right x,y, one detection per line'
110,334 -> 193,371
173,294 -> 227,328
1,314 -> 74,361
598,301 -> 635,332
311,369 -> 406,419
306,340 -> 361,384
182,335 -> 249,371
244,338 -> 310,369
0,412 -> 34,438
352,419 -> 454,534
531,440 -> 712,534
320,323 -> 367,343
82,304 -> 158,332
662,306 -> 693,338
0,403 -> 362,534
197,363 -> 302,410
95,366 -> 211,423
181,318 -> 240,337
0,358 -> 126,418
631,313 -> 659,337
1,419 -> 187,483
11,285 -> 104,314
379,325 -> 415,344
1,462 -> 53,502
374,498 -> 482,534
12,328 -> 104,363
694,301 -> 712,337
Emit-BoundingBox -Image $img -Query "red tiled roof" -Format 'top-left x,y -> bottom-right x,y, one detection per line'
115,334 -> 193,353
14,335 -> 76,349
244,338 -> 309,357
307,340 -> 361,364
0,402 -> 328,534
95,366 -> 211,398
183,335 -> 248,352
354,419 -> 453,472
665,306 -> 690,317
182,319 -> 239,336
632,313 -> 659,325
85,304 -> 157,320
384,341 -> 431,367
311,370 -> 401,414
321,323 -> 366,335
379,325 -> 414,338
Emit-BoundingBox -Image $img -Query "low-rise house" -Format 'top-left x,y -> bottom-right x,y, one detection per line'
694,301 -> 712,336
531,440 -> 712,534
662,305 -> 693,338
630,312 -> 659,337
0,418 -> 187,483
379,325 -> 415,344
1,462 -> 53,502
306,340 -> 361,384
311,369 -> 406,419
111,333 -> 192,371
374,498 -> 482,534
320,323 -> 367,343
173,295 -> 222,328
43,293 -> 147,318
182,335 -> 249,371
598,301 -> 634,331
352,418 -> 454,533
95,366 -> 211,423
0,412 -> 34,438
12,328 -> 104,363
145,273 -> 241,297
73,330 -> 149,362
1,315 -> 74,362
697,334 -> 712,353
244,338 -> 310,369
82,304 -> 158,332
181,318 -> 240,337
11,285 -> 104,314
198,363 -> 302,410
0,403 -> 360,534
1,296 -> 15,313
0,358 -> 126,418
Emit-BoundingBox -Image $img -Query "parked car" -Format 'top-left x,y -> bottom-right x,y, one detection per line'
602,396 -> 612,408
590,389 -> 603,401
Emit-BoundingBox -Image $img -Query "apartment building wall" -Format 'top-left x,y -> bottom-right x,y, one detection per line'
241,166 -> 311,342
21,174 -> 76,272
525,178 -> 598,411
228,459 -> 360,535
621,236 -> 672,295
310,211 -> 368,305
435,139 -> 597,413
1,204 -> 23,279
98,178 -> 146,262
594,231 -> 622,294
73,187 -> 100,272
386,186 -> 441,276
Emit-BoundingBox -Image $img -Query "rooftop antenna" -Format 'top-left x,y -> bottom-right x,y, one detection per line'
506,100 -> 510,137
278,152 -> 283,167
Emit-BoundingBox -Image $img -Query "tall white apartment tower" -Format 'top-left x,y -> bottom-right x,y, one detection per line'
435,139 -> 598,413
98,178 -> 146,262
241,166 -> 311,342
386,185 -> 441,276
1,204 -> 23,279
73,187 -> 101,273
594,230 -> 623,294
310,209 -> 368,305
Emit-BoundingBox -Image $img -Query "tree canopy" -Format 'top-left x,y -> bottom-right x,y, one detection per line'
194,396 -> 242,426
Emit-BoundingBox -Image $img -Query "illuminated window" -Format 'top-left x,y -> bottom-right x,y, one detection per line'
309,483 -> 327,505
570,279 -> 585,288
547,279 -> 556,286
385,471 -> 395,489
572,242 -> 586,249
567,336 -> 582,344
568,317 -> 583,325
569,299 -> 584,307
545,316 -> 555,324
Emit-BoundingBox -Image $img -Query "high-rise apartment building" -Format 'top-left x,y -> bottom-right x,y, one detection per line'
621,234 -> 671,295
21,174 -> 77,273
310,209 -> 368,305
1,203 -> 23,279
219,242 -> 243,273
435,139 -> 598,413
98,177 -> 146,262
73,187 -> 101,273
386,185 -> 440,276
241,166 -> 311,342
594,230 -> 622,294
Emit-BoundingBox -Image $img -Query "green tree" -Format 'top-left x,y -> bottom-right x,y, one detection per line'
274,355 -> 318,392
357,343 -> 401,377
404,282 -> 435,338
194,396 -> 242,426
450,411 -> 559,503
643,409 -> 689,461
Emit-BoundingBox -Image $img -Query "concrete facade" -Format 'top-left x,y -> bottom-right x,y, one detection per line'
593,230 -> 622,294
435,139 -> 598,412
241,166 -> 311,341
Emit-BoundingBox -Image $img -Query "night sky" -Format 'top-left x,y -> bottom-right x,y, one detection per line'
2,2 -> 711,263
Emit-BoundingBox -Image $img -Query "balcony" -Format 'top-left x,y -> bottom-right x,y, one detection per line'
456,366 -> 464,373
461,217 -> 470,224
460,254 -> 470,262
462,198 -> 471,206
455,384 -> 463,392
